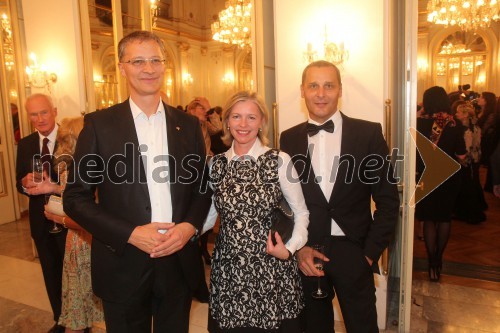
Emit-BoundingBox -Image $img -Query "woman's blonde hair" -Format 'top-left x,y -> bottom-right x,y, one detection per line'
220,91 -> 269,146
54,117 -> 84,173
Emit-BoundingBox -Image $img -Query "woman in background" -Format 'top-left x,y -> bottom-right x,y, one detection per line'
452,101 -> 487,224
416,87 -> 466,282
44,117 -> 104,333
476,92 -> 497,192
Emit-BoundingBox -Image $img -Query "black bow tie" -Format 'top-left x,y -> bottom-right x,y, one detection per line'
306,120 -> 335,137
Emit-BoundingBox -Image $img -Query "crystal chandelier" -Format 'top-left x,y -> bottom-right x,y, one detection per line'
427,0 -> 500,31
211,0 -> 252,48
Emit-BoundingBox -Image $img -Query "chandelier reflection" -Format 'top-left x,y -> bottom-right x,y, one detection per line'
211,0 -> 252,49
1,13 -> 14,71
427,0 -> 500,31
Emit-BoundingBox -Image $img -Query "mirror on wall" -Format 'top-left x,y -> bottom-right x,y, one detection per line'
0,1 -> 20,145
81,0 -> 253,111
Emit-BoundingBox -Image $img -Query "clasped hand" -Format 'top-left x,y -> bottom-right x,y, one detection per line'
128,222 -> 196,258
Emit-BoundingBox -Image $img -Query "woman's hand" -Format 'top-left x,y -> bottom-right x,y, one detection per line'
266,231 -> 290,260
44,205 -> 64,225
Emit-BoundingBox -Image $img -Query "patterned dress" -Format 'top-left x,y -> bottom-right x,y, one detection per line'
208,149 -> 304,331
58,229 -> 104,329
57,171 -> 103,329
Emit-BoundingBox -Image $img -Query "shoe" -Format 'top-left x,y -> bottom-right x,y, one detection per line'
428,266 -> 438,282
47,323 -> 65,333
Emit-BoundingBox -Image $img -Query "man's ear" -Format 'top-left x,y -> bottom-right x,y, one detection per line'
118,63 -> 126,77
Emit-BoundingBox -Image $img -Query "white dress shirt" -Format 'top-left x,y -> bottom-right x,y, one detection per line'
308,111 -> 345,236
204,138 -> 309,254
130,98 -> 173,225
38,124 -> 58,155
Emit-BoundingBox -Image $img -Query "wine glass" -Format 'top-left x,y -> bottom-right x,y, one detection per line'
45,194 -> 63,234
311,244 -> 328,299
33,157 -> 43,183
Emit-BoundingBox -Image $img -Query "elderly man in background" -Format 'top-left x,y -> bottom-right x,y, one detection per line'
16,93 -> 67,333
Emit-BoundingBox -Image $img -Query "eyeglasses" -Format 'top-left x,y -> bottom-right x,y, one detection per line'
121,58 -> 166,68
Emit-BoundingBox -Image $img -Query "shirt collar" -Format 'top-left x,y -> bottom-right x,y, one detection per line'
226,137 -> 265,161
308,109 -> 341,126
129,97 -> 165,119
39,123 -> 59,142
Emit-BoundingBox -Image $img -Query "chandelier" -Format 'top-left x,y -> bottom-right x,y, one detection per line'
211,0 -> 252,48
427,0 -> 500,31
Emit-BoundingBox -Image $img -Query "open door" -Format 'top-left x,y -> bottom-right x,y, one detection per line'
0,0 -> 22,224
271,0 -> 417,330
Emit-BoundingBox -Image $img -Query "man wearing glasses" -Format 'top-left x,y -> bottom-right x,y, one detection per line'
64,31 -> 211,333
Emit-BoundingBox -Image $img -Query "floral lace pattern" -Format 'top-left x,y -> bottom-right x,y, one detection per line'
209,149 -> 303,330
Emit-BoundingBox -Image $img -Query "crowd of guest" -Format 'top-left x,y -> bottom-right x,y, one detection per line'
415,85 -> 499,282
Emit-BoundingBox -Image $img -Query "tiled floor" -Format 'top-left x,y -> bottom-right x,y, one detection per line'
1,217 -> 500,332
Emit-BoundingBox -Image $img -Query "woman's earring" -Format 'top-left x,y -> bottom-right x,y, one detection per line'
259,128 -> 262,132
227,127 -> 230,130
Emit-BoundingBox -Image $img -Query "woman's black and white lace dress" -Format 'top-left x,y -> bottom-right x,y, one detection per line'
209,149 -> 304,331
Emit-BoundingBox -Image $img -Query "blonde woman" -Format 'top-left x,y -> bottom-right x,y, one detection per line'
206,91 -> 309,332
44,117 -> 104,332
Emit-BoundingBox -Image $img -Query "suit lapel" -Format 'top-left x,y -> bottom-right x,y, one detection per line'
329,113 -> 357,203
164,103 -> 182,209
292,123 -> 328,205
115,100 -> 150,199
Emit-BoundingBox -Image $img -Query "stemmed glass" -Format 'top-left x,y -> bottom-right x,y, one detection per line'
33,157 -> 43,183
311,244 -> 328,299
46,194 -> 63,234
34,157 -> 62,234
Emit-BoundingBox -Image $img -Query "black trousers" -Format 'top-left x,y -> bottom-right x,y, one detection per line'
102,255 -> 192,333
301,237 -> 378,333
33,228 -> 67,322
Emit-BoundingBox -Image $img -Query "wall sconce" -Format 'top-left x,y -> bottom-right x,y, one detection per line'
417,58 -> 429,73
304,26 -> 349,66
150,0 -> 159,27
182,72 -> 193,86
165,71 -> 173,99
25,52 -> 57,91
222,72 -> 234,86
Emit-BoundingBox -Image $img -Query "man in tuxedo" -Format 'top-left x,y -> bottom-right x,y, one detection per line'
280,61 -> 399,333
16,93 -> 67,333
63,31 -> 211,333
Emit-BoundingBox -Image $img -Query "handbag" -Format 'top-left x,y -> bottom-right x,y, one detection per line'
45,195 -> 66,216
270,197 -> 294,245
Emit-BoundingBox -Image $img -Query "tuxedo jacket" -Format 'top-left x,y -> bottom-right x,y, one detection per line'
64,100 -> 212,302
16,131 -> 61,239
280,113 -> 399,271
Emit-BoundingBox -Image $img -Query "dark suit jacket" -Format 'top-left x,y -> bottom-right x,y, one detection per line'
16,131 -> 60,239
280,113 -> 399,272
63,100 -> 212,302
